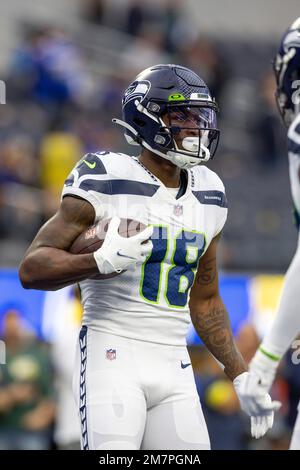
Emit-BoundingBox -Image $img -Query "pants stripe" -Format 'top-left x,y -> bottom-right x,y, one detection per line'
79,326 -> 89,450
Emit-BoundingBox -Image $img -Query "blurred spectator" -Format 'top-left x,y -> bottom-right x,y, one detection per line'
120,26 -> 170,79
178,37 -> 228,100
235,323 -> 260,364
163,0 -> 194,54
0,135 -> 38,186
190,347 -> 248,450
39,129 -> 82,197
83,0 -> 105,25
97,74 -> 127,119
9,28 -> 93,107
125,0 -> 146,37
50,288 -> 82,450
0,310 -> 55,450
73,110 -> 124,153
0,133 -> 44,243
0,183 -> 44,243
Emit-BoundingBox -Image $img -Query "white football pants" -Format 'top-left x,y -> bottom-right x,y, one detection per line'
73,326 -> 210,450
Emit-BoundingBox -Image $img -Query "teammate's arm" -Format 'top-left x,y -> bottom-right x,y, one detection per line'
19,196 -> 99,291
189,234 -> 246,381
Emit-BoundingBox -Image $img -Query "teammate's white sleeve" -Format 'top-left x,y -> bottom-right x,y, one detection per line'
259,235 -> 300,359
257,114 -> 300,361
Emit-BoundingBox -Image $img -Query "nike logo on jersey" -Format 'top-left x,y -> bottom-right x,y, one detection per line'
117,250 -> 136,260
181,361 -> 191,369
83,159 -> 96,169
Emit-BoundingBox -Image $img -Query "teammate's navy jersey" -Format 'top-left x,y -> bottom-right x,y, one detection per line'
62,152 -> 228,345
288,113 -> 300,228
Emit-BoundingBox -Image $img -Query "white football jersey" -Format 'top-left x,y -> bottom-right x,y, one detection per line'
288,113 -> 300,228
62,152 -> 228,346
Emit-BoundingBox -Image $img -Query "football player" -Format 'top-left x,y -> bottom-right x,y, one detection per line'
238,18 -> 300,449
19,64 -> 278,450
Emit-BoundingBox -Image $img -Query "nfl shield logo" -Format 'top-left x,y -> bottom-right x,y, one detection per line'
106,348 -> 116,361
174,204 -> 183,217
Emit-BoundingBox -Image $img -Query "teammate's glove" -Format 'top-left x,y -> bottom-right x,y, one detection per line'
94,216 -> 153,275
249,347 -> 280,394
233,371 -> 281,439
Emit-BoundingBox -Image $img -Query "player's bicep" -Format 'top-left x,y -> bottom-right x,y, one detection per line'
189,234 -> 220,306
26,196 -> 96,253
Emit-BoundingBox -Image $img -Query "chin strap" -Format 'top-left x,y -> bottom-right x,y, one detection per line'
180,137 -> 210,161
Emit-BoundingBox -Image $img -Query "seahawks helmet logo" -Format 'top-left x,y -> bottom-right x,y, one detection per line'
123,80 -> 151,105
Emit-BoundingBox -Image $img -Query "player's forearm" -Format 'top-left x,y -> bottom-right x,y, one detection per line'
190,295 -> 247,381
260,243 -> 300,359
19,246 -> 98,290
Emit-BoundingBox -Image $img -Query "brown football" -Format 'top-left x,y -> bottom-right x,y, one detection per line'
69,218 -> 147,280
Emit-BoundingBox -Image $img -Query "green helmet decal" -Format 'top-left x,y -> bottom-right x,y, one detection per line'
168,93 -> 186,102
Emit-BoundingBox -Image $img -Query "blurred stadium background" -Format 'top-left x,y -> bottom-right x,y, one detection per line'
0,0 -> 300,450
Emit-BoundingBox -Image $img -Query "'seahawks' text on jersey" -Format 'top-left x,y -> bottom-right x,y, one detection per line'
62,152 -> 228,346
288,113 -> 300,229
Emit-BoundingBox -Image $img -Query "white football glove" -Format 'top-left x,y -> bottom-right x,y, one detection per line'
94,216 -> 153,275
233,371 -> 281,439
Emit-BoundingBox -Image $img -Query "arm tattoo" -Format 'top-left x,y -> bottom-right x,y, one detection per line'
192,305 -> 247,381
195,257 -> 217,286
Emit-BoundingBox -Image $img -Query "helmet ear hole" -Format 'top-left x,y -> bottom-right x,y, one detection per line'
133,118 -> 146,127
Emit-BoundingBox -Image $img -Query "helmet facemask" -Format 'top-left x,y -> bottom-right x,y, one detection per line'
113,98 -> 219,169
153,101 -> 219,166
